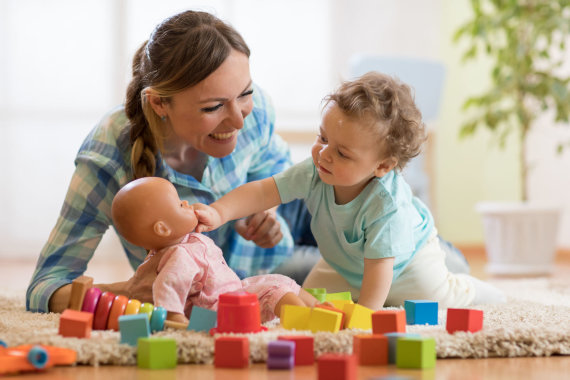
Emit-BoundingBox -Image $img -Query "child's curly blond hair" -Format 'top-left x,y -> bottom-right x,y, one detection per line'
324,71 -> 426,171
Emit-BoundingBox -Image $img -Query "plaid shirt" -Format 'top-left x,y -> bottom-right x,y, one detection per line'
26,85 -> 296,312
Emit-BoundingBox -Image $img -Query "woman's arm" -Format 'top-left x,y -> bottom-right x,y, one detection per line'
357,257 -> 395,310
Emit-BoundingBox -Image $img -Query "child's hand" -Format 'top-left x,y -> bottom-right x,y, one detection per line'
193,203 -> 223,232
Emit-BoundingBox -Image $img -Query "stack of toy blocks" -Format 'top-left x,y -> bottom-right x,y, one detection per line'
137,337 -> 177,369
214,336 -> 249,368
277,335 -> 314,365
317,354 -> 357,380
267,340 -> 295,369
446,308 -> 483,333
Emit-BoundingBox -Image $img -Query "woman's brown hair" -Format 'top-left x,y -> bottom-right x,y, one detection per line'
125,10 -> 250,178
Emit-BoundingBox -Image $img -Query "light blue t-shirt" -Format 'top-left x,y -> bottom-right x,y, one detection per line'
273,158 -> 434,289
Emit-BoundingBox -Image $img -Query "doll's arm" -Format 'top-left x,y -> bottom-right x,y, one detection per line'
194,177 -> 282,232
357,257 -> 395,310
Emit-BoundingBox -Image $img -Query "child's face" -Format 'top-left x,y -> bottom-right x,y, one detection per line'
311,104 -> 389,195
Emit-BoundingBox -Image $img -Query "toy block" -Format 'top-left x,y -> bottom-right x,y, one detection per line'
353,334 -> 388,365
58,309 -> 93,338
306,288 -> 327,303
316,304 -> 346,329
187,306 -> 217,332
384,332 -> 420,364
404,300 -> 438,325
343,303 -> 373,330
317,353 -> 357,380
81,287 -> 102,314
118,314 -> 150,346
107,295 -> 129,331
68,276 -> 93,310
307,307 -> 343,333
214,336 -> 249,368
280,304 -> 311,330
138,302 -> 154,320
150,306 -> 167,333
396,337 -> 436,369
325,292 -> 352,302
124,299 -> 141,315
93,291 -> 115,330
278,335 -> 314,365
137,337 -> 177,369
213,291 -> 264,334
267,340 -> 295,369
446,308 -> 483,334
372,309 -> 406,334
330,299 -> 354,310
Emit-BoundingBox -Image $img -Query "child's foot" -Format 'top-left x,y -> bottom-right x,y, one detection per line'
167,312 -> 189,324
467,275 -> 507,305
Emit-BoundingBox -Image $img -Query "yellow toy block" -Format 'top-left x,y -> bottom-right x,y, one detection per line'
343,303 -> 373,330
330,299 -> 354,310
307,308 -> 342,333
280,305 -> 311,330
325,292 -> 352,302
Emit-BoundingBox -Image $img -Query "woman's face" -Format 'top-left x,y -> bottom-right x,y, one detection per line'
162,49 -> 254,158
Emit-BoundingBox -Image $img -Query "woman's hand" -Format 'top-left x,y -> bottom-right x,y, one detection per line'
235,207 -> 283,248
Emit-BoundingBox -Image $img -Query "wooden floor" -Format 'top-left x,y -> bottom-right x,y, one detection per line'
3,249 -> 570,380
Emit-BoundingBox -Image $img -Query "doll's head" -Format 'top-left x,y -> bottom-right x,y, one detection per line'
111,177 -> 198,250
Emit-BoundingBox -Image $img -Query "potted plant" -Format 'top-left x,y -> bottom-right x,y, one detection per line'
454,0 -> 570,275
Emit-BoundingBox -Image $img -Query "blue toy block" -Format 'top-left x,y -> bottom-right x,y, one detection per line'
404,300 -> 438,325
187,306 -> 217,332
384,332 -> 421,364
118,314 -> 150,346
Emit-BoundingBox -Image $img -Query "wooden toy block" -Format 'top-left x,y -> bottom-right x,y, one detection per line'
58,309 -> 93,338
278,335 -> 314,365
68,276 -> 93,311
343,303 -> 373,330
280,304 -> 311,330
353,334 -> 388,365
93,291 -> 115,330
330,299 -> 354,310
138,302 -> 154,320
396,337 -> 436,369
306,288 -> 327,303
307,307 -> 343,333
267,340 -> 295,369
446,308 -> 483,334
187,306 -> 217,332
404,300 -> 438,325
137,337 -> 177,369
325,291 -> 352,302
316,304 -> 346,329
107,295 -> 129,331
214,336 -> 249,368
384,332 -> 420,364
372,309 -> 406,334
317,353 -> 357,380
118,314 -> 150,346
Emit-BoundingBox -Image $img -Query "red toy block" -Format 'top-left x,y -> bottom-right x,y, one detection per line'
214,336 -> 249,368
446,308 -> 483,334
93,291 -> 115,330
317,354 -> 357,380
316,304 -> 347,329
372,309 -> 406,334
58,309 -> 93,338
212,291 -> 266,334
353,334 -> 388,365
278,335 -> 314,365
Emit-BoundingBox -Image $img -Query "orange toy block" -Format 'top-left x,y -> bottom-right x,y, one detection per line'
58,309 -> 93,338
446,308 -> 484,334
316,304 -> 347,329
278,335 -> 314,365
343,303 -> 373,330
0,344 -> 76,375
372,309 -> 406,334
317,353 -> 357,380
214,336 -> 249,368
67,275 -> 93,311
280,304 -> 312,330
353,334 -> 388,365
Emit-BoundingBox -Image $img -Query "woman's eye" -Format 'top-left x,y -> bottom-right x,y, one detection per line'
240,89 -> 254,97
201,104 -> 223,113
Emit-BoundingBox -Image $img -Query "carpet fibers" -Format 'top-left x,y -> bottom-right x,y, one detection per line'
1,278 -> 568,365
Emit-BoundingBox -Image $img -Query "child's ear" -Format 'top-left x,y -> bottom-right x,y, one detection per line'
153,221 -> 172,237
374,157 -> 398,178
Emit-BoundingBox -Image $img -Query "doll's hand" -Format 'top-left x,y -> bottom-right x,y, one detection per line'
193,203 -> 223,233
235,207 -> 283,248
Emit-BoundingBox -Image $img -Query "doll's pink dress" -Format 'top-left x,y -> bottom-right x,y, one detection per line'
151,233 -> 300,322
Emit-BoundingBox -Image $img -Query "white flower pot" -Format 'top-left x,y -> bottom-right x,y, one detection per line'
476,202 -> 561,275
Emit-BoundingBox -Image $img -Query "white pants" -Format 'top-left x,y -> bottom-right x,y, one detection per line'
302,231 -> 476,308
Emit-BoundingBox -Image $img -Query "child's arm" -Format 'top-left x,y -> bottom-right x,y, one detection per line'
357,257 -> 395,310
194,177 -> 282,232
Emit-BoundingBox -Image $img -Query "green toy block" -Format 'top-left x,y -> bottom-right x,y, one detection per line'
325,291 -> 352,302
137,337 -> 177,369
395,337 -> 436,369
305,288 -> 327,303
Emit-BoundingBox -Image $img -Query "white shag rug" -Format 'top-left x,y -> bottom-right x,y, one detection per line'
1,278 -> 569,365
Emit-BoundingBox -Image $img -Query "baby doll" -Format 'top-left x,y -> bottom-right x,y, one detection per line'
111,177 -> 319,324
